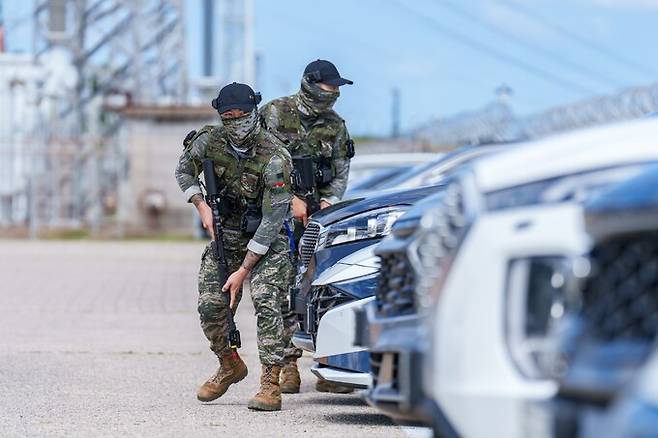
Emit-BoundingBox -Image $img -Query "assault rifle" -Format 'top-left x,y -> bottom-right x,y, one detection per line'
202,159 -> 242,354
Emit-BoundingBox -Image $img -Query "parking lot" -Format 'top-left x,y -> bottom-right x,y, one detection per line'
0,240 -> 412,437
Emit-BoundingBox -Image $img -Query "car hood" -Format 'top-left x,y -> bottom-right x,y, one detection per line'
474,118 -> 658,193
310,185 -> 443,227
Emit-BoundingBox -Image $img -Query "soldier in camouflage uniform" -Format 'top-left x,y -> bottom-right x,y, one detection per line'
260,59 -> 355,394
175,82 -> 294,411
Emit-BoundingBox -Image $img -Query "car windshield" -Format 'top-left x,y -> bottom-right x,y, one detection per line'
347,166 -> 411,192
389,146 -> 502,190
347,153 -> 440,184
381,157 -> 449,189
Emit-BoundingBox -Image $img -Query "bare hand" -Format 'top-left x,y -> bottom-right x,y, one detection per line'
291,196 -> 308,226
197,202 -> 215,240
222,268 -> 248,309
320,200 -> 332,209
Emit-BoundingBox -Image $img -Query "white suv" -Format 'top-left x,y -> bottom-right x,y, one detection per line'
420,118 -> 658,438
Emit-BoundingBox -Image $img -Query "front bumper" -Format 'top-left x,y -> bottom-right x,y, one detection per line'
314,297 -> 375,363
358,300 -> 430,423
311,364 -> 372,389
309,296 -> 374,381
292,240 -> 380,351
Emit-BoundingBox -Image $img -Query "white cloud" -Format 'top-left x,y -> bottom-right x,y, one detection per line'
582,0 -> 658,9
482,2 -> 558,41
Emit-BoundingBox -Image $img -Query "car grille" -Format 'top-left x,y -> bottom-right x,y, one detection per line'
376,250 -> 416,317
581,232 -> 658,342
308,286 -> 353,334
375,183 -> 468,318
557,233 -> 658,400
429,182 -> 468,256
300,222 -> 321,267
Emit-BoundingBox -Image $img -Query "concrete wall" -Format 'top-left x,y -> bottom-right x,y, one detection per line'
118,109 -> 216,236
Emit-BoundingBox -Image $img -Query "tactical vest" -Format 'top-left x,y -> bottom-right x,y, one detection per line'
266,97 -> 346,194
186,125 -> 284,231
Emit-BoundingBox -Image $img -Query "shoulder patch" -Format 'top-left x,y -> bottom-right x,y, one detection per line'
267,155 -> 287,191
268,154 -> 284,168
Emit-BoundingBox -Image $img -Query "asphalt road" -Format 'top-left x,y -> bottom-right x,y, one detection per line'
0,240 -> 408,438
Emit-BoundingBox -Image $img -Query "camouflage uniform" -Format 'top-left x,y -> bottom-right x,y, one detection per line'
260,78 -> 353,362
175,123 -> 294,366
260,79 -> 352,206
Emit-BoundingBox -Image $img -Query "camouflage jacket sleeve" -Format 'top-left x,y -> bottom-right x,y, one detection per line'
175,130 -> 209,202
246,151 -> 293,255
318,122 -> 351,205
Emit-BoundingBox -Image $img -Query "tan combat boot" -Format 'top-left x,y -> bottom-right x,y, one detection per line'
247,365 -> 282,411
315,377 -> 354,394
279,360 -> 301,394
197,352 -> 248,402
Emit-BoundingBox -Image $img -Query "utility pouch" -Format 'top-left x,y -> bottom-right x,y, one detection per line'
345,138 -> 355,159
291,169 -> 303,193
240,202 -> 262,236
288,286 -> 298,312
218,194 -> 238,216
315,157 -> 334,187
228,329 -> 242,349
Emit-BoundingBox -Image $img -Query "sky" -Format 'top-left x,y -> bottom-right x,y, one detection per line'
4,0 -> 658,136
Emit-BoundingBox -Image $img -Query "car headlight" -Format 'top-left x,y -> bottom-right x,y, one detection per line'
505,256 -> 591,379
319,207 -> 406,248
485,164 -> 652,211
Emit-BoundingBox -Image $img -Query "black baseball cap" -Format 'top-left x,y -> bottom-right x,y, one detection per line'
212,82 -> 262,113
303,59 -> 353,86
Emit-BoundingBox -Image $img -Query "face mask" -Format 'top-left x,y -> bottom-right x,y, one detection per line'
297,77 -> 340,117
221,110 -> 259,146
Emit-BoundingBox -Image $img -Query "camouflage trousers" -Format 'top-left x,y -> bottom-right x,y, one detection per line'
282,225 -> 305,363
197,231 -> 297,366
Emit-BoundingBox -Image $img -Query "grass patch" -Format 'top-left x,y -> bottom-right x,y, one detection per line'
40,229 -> 91,240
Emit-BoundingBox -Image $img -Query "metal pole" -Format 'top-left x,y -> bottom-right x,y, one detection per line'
203,0 -> 214,77
243,0 -> 255,85
391,88 -> 400,139
0,0 -> 5,53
